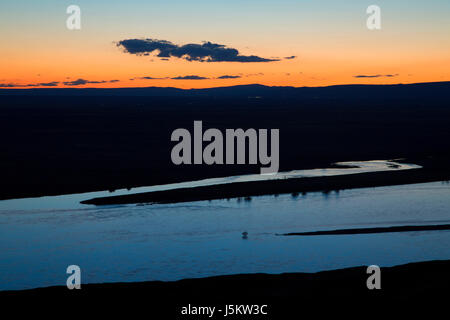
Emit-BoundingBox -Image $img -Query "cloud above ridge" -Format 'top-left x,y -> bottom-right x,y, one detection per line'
171,75 -> 209,80
116,38 -> 280,63
63,79 -> 120,86
353,74 -> 399,78
0,81 -> 60,87
216,75 -> 242,79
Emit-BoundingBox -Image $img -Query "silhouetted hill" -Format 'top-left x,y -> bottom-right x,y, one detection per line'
1,81 -> 450,199
1,81 -> 449,100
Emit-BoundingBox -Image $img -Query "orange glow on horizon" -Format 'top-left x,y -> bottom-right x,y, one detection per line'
1,26 -> 449,89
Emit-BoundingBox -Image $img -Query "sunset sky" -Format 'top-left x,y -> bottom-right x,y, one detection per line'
1,0 -> 449,89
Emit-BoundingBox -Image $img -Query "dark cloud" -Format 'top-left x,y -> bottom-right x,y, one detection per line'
354,74 -> 399,78
64,79 -> 97,86
117,39 -> 279,63
217,75 -> 242,79
0,83 -> 19,87
26,82 -> 59,87
2,79 -> 120,88
63,78 -> 120,86
284,55 -> 297,60
0,81 -> 60,87
171,75 -> 209,80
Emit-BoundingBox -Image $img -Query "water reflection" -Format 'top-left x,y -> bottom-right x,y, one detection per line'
0,181 -> 449,290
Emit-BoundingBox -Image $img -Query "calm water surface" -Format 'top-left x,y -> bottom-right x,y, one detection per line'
0,172 -> 449,290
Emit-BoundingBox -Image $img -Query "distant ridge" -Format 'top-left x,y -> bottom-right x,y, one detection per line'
1,81 -> 450,100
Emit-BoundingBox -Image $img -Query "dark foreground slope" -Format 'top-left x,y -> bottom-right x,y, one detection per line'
1,82 -> 450,200
2,260 -> 449,317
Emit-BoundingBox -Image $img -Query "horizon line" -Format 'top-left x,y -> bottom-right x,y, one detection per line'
1,81 -> 450,91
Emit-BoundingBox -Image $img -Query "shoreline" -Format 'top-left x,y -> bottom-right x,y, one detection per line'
279,224 -> 450,236
81,167 -> 450,205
